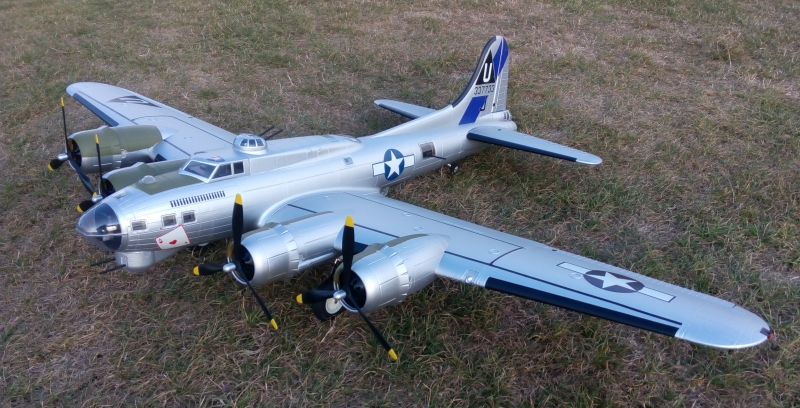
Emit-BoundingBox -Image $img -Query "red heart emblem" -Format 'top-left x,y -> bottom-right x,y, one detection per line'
169,239 -> 177,245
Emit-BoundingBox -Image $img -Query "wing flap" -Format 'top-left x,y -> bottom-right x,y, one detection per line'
272,191 -> 770,349
467,126 -> 602,165
375,99 -> 437,120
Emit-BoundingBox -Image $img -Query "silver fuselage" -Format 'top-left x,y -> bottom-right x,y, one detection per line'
77,120 -> 515,271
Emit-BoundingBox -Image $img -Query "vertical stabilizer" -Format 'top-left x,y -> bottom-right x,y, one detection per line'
451,35 -> 510,125
370,36 -> 512,137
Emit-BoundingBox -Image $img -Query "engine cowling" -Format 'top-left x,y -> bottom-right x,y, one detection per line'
236,212 -> 344,286
345,234 -> 449,313
69,125 -> 162,173
101,158 -> 187,194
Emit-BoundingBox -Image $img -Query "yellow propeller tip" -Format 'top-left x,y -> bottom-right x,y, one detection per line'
388,349 -> 398,361
94,133 -> 99,144
60,96 -> 64,106
193,266 -> 200,275
270,319 -> 278,330
345,215 -> 354,228
76,205 -> 83,213
235,193 -> 243,205
295,294 -> 303,304
47,164 -> 53,171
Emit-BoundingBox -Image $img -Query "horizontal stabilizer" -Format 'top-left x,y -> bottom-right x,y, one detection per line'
374,99 -> 436,120
467,126 -> 602,165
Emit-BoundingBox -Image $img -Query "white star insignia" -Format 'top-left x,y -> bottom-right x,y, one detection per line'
385,151 -> 404,177
591,272 -> 640,291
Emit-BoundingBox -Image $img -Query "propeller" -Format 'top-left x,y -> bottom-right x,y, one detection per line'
296,216 -> 398,361
193,194 -> 278,330
49,97 -> 98,209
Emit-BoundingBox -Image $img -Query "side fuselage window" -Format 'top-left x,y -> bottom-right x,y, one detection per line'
233,161 -> 244,174
131,220 -> 147,231
162,214 -> 177,227
420,142 -> 436,159
182,211 -> 196,224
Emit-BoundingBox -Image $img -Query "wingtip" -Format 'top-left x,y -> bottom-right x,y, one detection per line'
577,156 -> 603,165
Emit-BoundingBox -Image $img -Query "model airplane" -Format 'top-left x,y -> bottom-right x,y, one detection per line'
49,36 -> 771,360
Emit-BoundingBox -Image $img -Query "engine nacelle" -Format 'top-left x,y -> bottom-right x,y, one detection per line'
346,234 -> 450,313
101,159 -> 187,194
237,212 -> 344,286
69,125 -> 162,173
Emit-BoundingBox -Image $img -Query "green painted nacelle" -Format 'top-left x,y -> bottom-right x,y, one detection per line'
69,125 -> 163,173
101,158 -> 189,195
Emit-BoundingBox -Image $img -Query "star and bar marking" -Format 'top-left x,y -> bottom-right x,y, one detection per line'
558,262 -> 675,302
372,148 -> 415,180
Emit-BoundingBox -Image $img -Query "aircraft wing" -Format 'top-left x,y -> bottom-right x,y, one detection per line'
66,82 -> 238,157
268,191 -> 771,349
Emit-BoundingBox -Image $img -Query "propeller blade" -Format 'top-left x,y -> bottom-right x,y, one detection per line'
70,156 -> 96,196
340,215 -> 355,290
236,268 -> 278,330
95,134 -> 106,197
193,263 -> 225,276
61,97 -> 69,148
77,199 -> 94,213
49,98 -> 70,171
229,193 -> 277,330
296,289 -> 337,304
352,297 -> 398,361
232,194 -> 244,262
48,158 -> 65,171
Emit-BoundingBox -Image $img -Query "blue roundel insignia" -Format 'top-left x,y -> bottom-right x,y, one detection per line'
383,148 -> 406,180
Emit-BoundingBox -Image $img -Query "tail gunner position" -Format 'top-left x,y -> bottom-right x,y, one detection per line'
50,36 -> 772,360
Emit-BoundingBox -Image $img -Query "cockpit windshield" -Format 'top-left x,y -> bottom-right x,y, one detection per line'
183,160 -> 217,179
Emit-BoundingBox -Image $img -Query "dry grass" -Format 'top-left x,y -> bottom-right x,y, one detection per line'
1,0 -> 799,406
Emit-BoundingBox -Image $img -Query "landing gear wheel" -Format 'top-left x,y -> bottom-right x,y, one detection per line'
311,262 -> 346,321
447,162 -> 460,175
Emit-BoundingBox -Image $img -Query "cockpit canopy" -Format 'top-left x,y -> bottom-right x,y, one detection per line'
181,158 -> 245,182
234,133 -> 268,154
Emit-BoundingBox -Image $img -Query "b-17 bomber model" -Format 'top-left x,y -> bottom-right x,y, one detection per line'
49,36 -> 772,360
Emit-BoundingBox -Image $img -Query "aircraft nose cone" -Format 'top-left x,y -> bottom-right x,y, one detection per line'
76,202 -> 124,251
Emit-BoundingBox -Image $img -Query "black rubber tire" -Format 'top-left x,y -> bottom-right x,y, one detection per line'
310,264 -> 345,321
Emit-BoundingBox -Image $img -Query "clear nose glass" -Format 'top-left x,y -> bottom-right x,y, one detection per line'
76,203 -> 123,251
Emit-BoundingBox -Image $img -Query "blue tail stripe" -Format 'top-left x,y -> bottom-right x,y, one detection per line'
493,38 -> 508,78
459,96 -> 488,125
